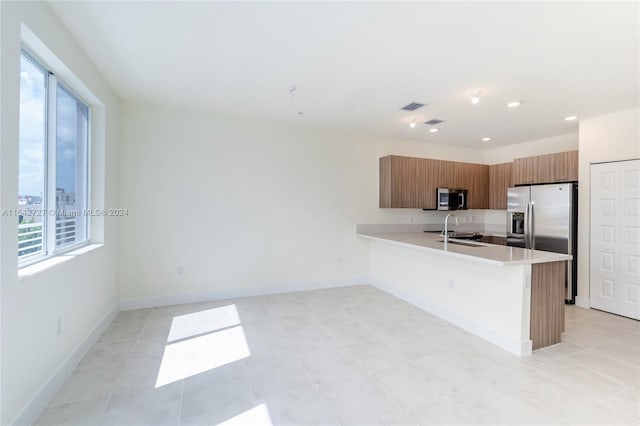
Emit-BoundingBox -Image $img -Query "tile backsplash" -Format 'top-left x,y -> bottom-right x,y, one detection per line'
358,209 -> 507,236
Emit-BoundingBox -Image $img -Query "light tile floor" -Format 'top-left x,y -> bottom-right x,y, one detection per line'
34,285 -> 640,426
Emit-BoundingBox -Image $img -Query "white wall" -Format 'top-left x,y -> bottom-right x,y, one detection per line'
0,2 -> 632,421
118,103 -> 587,307
577,107 -> 640,306
118,102 -> 488,305
0,2 -> 120,424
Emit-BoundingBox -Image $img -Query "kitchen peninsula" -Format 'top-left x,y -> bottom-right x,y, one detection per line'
357,226 -> 572,356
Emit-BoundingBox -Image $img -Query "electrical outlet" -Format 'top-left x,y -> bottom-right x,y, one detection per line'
448,280 -> 455,290
177,266 -> 184,276
57,317 -> 62,336
338,257 -> 343,264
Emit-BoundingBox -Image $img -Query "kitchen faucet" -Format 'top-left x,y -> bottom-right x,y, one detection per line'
443,213 -> 459,248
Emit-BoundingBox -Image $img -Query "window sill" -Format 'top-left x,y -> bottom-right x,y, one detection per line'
18,243 -> 104,280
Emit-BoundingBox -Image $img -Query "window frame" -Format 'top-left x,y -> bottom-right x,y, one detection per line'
18,48 -> 92,268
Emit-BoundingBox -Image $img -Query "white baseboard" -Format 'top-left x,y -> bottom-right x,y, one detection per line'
575,296 -> 590,309
119,276 -> 370,311
371,278 -> 532,357
12,303 -> 120,426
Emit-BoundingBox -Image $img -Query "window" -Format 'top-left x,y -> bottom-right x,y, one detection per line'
18,51 -> 90,264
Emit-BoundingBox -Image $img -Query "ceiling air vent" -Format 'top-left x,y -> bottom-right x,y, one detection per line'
400,102 -> 425,111
425,119 -> 445,126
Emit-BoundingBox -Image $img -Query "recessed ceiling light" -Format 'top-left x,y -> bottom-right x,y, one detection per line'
481,137 -> 492,142
409,119 -> 417,129
429,128 -> 439,133
506,101 -> 522,108
470,90 -> 482,105
564,115 -> 578,121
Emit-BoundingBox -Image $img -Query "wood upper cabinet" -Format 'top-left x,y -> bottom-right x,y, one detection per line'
380,156 -> 434,209
380,151 -> 577,209
455,162 -> 489,209
488,162 -> 512,209
379,155 -> 488,209
512,150 -> 578,185
512,156 -> 537,185
535,153 -> 554,184
381,155 -> 448,209
560,150 -> 579,181
380,156 -> 417,208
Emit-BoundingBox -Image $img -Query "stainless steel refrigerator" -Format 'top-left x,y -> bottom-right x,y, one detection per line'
507,183 -> 578,303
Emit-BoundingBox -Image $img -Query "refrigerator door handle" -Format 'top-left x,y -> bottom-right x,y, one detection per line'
530,202 -> 536,249
524,202 -> 529,248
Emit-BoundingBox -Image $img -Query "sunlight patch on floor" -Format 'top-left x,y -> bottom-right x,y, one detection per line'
155,305 -> 251,387
218,404 -> 273,426
167,304 -> 243,343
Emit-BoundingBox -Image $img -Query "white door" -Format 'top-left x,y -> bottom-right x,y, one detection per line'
590,159 -> 640,319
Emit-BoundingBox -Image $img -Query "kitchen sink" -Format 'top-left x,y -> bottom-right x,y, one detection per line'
425,230 -> 484,240
437,239 -> 485,248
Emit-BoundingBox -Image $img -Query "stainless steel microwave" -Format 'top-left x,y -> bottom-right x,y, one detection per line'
437,188 -> 468,210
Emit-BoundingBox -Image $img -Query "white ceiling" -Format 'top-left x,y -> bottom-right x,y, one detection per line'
48,1 -> 639,148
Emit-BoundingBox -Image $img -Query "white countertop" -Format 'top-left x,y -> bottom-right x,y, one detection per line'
357,231 -> 572,266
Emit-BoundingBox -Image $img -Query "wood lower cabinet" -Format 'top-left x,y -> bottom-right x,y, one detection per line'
488,163 -> 512,209
513,150 -> 578,185
530,261 -> 567,350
